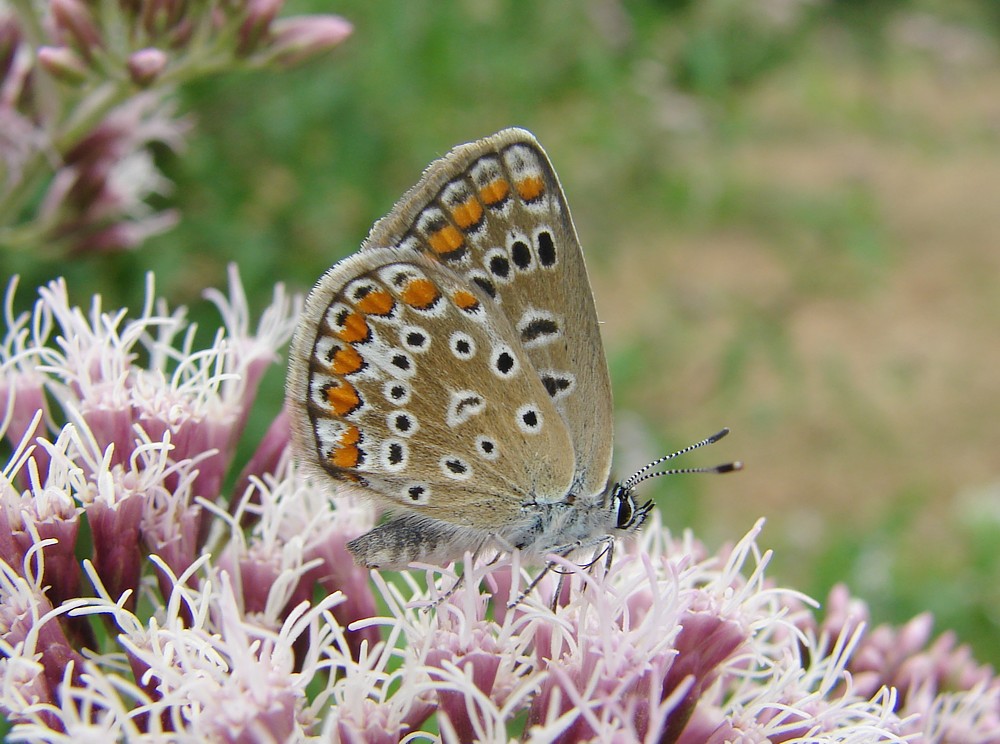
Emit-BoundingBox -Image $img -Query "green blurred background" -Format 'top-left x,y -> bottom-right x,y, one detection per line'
10,0 -> 1000,665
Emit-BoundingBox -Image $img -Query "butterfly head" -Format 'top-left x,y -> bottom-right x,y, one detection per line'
606,428 -> 743,535
608,482 -> 654,534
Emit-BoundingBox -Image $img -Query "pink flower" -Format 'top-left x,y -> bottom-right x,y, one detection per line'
36,46 -> 88,83
1,274 -> 998,741
0,539 -> 88,729
265,15 -> 353,67
0,267 -> 301,629
127,48 -> 168,86
1,278 -> 53,483
1,0 -> 352,255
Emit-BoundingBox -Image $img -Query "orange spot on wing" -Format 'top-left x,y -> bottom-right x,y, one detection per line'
401,278 -> 440,309
330,445 -> 359,468
452,289 -> 480,312
451,197 -> 484,230
337,312 -> 369,343
325,380 -> 361,416
330,425 -> 363,468
516,176 -> 545,202
331,345 -> 364,375
428,224 -> 464,256
356,289 -> 394,316
479,179 -> 509,206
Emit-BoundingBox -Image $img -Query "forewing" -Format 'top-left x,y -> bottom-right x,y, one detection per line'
287,246 -> 576,531
363,128 -> 614,499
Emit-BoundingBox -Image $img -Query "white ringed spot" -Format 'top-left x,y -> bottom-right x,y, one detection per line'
446,390 -> 485,427
399,325 -> 431,353
535,227 -> 558,268
383,380 -> 411,406
387,410 -> 419,438
509,236 -> 533,272
450,331 -> 476,361
484,247 -> 513,284
465,270 -> 499,303
439,455 -> 473,481
516,404 -> 543,435
475,435 -> 499,461
403,482 -> 431,505
381,439 -> 408,472
517,309 -> 562,349
490,343 -> 519,379
539,370 -> 576,402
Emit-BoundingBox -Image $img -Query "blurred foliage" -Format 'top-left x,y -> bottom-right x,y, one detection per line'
6,0 -> 1000,667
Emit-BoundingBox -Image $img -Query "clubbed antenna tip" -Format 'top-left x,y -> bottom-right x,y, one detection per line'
621,428 -> 742,490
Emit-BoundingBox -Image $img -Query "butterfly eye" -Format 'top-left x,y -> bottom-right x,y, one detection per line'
615,492 -> 634,529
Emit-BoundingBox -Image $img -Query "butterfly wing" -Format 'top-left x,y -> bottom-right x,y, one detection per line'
363,128 -> 614,500
287,245 -> 577,531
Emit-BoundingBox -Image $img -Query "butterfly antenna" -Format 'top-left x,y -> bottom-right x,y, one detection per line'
622,428 -> 742,490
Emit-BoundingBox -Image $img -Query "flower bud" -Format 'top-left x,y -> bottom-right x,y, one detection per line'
238,0 -> 283,55
37,45 -> 88,84
168,17 -> 194,48
1,17 -> 23,76
50,0 -> 102,57
127,47 -> 168,86
266,15 -> 352,67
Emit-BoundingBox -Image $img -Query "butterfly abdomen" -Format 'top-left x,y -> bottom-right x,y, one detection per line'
347,514 -> 490,569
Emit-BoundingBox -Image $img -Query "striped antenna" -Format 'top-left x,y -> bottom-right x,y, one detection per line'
621,428 -> 742,490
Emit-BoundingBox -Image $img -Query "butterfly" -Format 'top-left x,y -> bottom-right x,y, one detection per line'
286,128 -> 737,600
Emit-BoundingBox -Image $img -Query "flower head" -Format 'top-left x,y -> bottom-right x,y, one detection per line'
1,274 -> 997,741
0,1 -> 351,254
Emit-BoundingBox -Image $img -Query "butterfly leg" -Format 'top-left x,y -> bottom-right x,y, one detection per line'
563,537 -> 615,601
515,536 -> 615,610
507,560 -> 554,609
508,540 -> 601,610
549,569 -> 569,612
600,536 -> 615,572
428,570 -> 466,610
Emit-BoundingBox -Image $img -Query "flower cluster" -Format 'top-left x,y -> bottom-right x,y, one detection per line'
0,0 -> 351,253
1,274 -> 998,741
